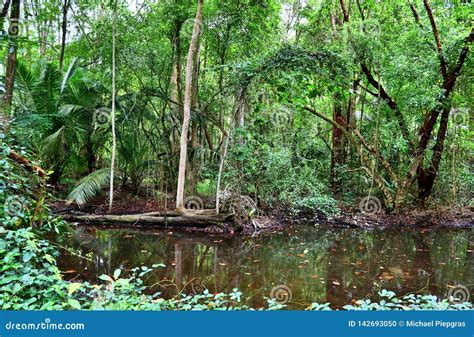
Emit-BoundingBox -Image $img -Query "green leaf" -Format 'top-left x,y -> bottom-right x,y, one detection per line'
113,269 -> 121,279
68,282 -> 82,296
99,274 -> 114,282
68,299 -> 81,310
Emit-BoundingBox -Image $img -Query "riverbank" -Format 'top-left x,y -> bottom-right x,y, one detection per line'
50,190 -> 473,234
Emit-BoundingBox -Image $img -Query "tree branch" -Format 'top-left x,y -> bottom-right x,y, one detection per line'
355,0 -> 365,21
423,0 -> 448,79
408,2 -> 423,28
443,28 -> 474,94
359,83 -> 380,98
299,103 -> 398,187
360,63 -> 414,153
417,29 -> 473,158
339,0 -> 350,23
1,0 -> 10,19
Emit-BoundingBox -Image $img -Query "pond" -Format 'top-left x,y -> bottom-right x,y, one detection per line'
55,224 -> 473,309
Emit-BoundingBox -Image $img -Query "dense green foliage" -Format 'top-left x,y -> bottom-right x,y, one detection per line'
1,0 -> 471,212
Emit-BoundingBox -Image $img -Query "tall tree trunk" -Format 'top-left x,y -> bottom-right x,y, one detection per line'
174,20 -> 184,120
330,3 -> 349,191
330,92 -> 345,190
2,0 -> 19,134
59,0 -> 69,70
345,78 -> 360,160
176,0 -> 203,212
190,43 -> 200,149
215,133 -> 230,213
108,0 -> 117,213
188,42 -> 201,193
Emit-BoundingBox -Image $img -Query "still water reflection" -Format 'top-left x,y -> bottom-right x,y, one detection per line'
55,225 -> 473,309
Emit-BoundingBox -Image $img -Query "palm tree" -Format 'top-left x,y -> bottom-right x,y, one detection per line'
15,59 -> 108,185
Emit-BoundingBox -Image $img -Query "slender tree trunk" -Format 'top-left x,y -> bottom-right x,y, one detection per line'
174,20 -> 184,120
108,0 -> 117,213
339,0 -> 349,23
216,132 -> 230,213
190,43 -> 200,149
2,0 -> 19,134
188,42 -> 201,193
329,5 -> 349,191
176,0 -> 203,212
345,78 -> 360,161
330,92 -> 345,190
59,0 -> 69,70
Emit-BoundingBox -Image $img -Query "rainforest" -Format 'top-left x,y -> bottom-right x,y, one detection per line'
0,0 -> 472,312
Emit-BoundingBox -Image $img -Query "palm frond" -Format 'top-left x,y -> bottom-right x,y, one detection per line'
58,104 -> 85,117
42,126 -> 67,160
66,168 -> 111,206
16,62 -> 36,96
61,57 -> 79,94
32,63 -> 61,115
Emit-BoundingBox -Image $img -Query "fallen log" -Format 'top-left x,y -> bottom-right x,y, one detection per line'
62,211 -> 234,226
8,150 -> 46,178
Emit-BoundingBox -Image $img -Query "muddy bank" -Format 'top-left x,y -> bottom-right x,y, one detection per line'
50,191 -> 473,235
290,207 -> 474,230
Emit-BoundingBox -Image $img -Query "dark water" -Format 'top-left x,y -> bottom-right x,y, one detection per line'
55,224 -> 473,309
